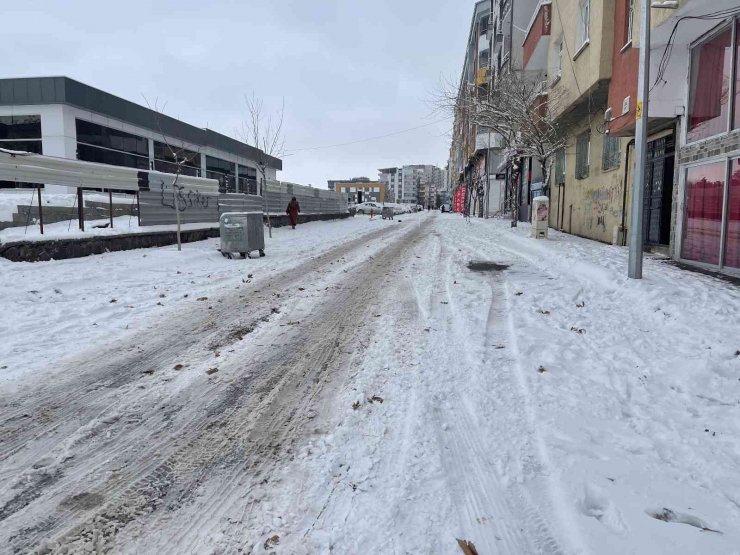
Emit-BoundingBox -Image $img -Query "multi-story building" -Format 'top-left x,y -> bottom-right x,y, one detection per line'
540,0 -> 623,241
379,165 -> 442,205
327,177 -> 371,190
449,0 -> 541,218
379,167 -> 401,202
332,180 -> 385,204
512,0 -> 739,277
0,77 -> 281,194
448,0 -> 493,216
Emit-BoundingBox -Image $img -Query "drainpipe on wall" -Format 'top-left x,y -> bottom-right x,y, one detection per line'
621,139 -> 636,247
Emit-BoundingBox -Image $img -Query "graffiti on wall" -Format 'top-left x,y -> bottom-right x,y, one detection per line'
161,186 -> 212,212
584,184 -> 623,232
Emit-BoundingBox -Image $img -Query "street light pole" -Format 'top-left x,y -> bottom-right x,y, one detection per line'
629,1 -> 679,278
627,0 -> 652,279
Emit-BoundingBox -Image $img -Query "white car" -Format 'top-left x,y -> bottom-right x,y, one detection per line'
440,203 -> 451,213
355,201 -> 383,215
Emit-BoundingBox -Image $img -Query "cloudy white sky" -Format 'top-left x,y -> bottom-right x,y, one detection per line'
3,0 -> 475,187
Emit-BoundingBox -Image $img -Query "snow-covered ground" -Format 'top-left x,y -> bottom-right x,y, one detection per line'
0,213 -> 396,388
0,215 -> 215,244
2,212 -> 739,555
235,215 -> 740,554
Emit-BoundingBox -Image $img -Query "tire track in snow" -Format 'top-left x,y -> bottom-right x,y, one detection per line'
412,217 -> 572,554
0,223 -> 416,554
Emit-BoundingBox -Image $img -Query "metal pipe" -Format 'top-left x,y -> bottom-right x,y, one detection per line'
37,186 -> 44,235
109,189 -> 114,228
621,139 -> 636,246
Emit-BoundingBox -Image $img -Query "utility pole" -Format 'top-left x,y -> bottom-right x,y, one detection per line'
629,0 -> 678,278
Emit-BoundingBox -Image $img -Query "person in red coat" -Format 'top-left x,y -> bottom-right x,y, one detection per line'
286,197 -> 300,229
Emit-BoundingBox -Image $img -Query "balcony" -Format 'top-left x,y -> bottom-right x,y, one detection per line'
523,1 -> 552,71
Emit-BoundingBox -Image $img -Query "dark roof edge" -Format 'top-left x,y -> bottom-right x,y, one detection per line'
0,76 -> 281,170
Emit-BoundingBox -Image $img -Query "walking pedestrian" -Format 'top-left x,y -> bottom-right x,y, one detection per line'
286,197 -> 300,229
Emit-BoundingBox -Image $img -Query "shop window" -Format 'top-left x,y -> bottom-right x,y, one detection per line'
734,20 -> 740,132
575,132 -> 590,179
725,159 -> 740,269
682,162 -> 725,265
687,27 -> 732,143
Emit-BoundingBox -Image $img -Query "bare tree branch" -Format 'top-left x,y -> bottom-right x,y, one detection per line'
236,93 -> 286,239
433,70 -> 571,226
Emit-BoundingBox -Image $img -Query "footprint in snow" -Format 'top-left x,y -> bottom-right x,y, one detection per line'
581,483 -> 628,535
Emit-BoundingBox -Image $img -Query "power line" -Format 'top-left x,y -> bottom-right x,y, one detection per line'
285,117 -> 452,154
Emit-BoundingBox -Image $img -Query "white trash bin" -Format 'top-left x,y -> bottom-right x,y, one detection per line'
531,196 -> 549,239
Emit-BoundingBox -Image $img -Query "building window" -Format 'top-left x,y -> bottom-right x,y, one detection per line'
602,135 -> 621,170
687,26 -> 732,143
206,155 -> 236,193
682,162 -> 726,265
551,37 -> 563,83
0,115 -> 43,188
76,120 -> 148,157
578,0 -> 590,48
555,147 -> 566,184
575,132 -> 590,179
77,143 -> 149,170
0,115 -> 41,140
625,0 -> 635,46
238,164 -> 258,195
153,140 -> 201,177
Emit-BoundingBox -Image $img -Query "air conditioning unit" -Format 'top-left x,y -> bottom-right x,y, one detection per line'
605,108 -> 613,122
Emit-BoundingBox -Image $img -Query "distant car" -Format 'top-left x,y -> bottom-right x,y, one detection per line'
440,203 -> 451,213
356,201 -> 383,215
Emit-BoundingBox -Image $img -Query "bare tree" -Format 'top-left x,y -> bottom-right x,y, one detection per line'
237,93 -> 285,239
434,70 -> 570,227
143,96 -> 202,251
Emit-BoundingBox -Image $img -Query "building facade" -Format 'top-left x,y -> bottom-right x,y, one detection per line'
0,77 -> 281,194
332,180 -> 385,203
378,165 -> 442,205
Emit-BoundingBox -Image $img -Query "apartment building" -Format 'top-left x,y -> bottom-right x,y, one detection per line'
379,165 -> 442,205
448,0 -> 493,216
512,0 -> 740,277
449,0 -> 543,217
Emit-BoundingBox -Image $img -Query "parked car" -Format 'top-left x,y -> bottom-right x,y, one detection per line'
356,201 -> 383,215
440,203 -> 451,213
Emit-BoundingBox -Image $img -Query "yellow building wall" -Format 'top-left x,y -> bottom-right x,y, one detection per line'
550,114 -> 632,244
548,0 -> 615,119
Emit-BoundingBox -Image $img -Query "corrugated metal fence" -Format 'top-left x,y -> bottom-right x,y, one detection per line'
139,181 -> 347,226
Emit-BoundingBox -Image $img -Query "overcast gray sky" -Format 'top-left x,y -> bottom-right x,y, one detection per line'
3,0 -> 473,187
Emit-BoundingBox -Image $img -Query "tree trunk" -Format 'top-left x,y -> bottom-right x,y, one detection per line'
173,172 -> 182,251
261,172 -> 273,239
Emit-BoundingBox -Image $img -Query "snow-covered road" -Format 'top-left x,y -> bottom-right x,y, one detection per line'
2,212 -> 740,555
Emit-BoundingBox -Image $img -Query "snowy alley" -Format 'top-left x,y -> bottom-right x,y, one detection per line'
2,212 -> 740,555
